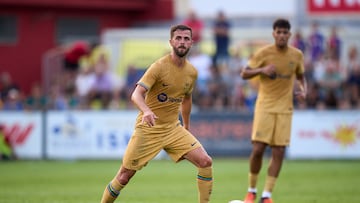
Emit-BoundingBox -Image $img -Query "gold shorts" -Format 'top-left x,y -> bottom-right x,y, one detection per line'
122,122 -> 202,170
251,111 -> 292,146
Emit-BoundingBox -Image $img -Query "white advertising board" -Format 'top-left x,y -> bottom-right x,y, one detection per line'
288,111 -> 360,159
46,111 -> 137,159
2,110 -> 360,160
0,112 -> 43,159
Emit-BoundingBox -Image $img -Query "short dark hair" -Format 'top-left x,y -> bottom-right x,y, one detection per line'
273,18 -> 291,30
170,24 -> 192,39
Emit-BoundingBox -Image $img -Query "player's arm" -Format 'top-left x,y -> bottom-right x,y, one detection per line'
240,64 -> 276,80
295,74 -> 307,103
181,94 -> 192,130
131,84 -> 158,127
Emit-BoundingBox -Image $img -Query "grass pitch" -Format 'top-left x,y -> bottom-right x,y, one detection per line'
0,158 -> 359,203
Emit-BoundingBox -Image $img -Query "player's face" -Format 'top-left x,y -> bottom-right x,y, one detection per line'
170,30 -> 193,57
273,27 -> 291,49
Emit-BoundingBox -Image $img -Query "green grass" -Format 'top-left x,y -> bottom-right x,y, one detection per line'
0,158 -> 359,203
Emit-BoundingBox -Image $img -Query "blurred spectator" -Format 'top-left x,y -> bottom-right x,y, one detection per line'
61,71 -> 78,109
61,41 -> 91,105
292,29 -> 306,54
346,64 -> 360,108
223,48 -> 247,95
75,57 -> 96,109
308,21 -> 325,62
213,10 -> 231,66
0,71 -> 23,111
25,83 -> 47,111
219,47 -> 250,111
122,65 -> 144,108
88,43 -> 111,68
125,65 -> 143,93
48,81 -> 69,110
63,41 -> 90,72
326,26 -> 341,60
337,94 -> 352,110
108,85 -> 131,110
188,46 -> 213,99
108,88 -> 131,110
230,81 -> 257,112
182,9 -> 204,45
345,46 -> 360,108
0,72 -> 20,103
323,89 -> 338,109
2,89 -> 24,111
312,53 -> 327,83
88,54 -> 115,109
206,64 -> 229,111
317,58 -> 343,109
346,46 -> 360,76
229,82 -> 247,112
304,82 -> 322,109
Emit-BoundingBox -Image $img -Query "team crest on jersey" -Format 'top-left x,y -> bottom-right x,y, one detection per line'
288,61 -> 295,70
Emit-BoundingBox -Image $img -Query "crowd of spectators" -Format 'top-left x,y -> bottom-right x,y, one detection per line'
0,14 -> 359,113
295,23 -> 360,110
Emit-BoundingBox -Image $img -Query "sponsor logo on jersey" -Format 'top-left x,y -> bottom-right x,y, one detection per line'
157,93 -> 183,103
157,93 -> 168,102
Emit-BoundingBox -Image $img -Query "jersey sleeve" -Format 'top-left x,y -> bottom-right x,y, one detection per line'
248,49 -> 265,69
137,63 -> 160,91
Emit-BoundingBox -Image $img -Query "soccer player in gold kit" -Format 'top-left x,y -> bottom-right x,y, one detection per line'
241,18 -> 307,203
100,24 -> 213,203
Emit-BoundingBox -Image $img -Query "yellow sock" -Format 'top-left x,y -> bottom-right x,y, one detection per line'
100,178 -> 125,203
248,173 -> 258,189
197,167 -> 213,203
264,175 -> 277,193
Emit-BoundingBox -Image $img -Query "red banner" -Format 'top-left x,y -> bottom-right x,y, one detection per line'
307,0 -> 360,13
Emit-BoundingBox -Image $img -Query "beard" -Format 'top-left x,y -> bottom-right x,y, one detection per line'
276,39 -> 288,49
173,46 -> 190,58
277,43 -> 287,49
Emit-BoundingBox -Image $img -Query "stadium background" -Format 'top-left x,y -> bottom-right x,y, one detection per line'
0,0 -> 360,160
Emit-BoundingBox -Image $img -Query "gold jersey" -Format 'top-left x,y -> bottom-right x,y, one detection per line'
136,54 -> 197,127
248,44 -> 305,113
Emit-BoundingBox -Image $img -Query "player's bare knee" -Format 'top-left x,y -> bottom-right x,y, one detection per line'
118,175 -> 130,185
199,155 -> 212,168
253,148 -> 264,156
275,146 -> 285,153
272,147 -> 285,158
117,169 -> 136,185
252,144 -> 266,157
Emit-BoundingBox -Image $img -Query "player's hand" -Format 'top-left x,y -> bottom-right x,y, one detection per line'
183,125 -> 189,131
141,111 -> 158,127
295,90 -> 306,103
262,64 -> 276,79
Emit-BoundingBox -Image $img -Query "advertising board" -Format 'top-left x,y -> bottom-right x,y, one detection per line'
0,112 -> 43,159
288,111 -> 360,159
